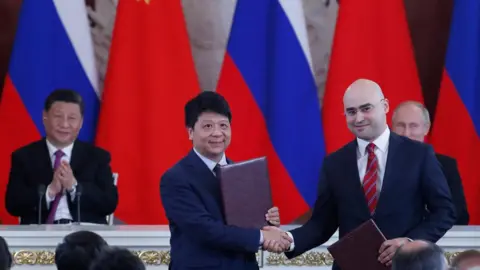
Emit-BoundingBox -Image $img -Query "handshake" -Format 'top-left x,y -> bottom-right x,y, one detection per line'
261,226 -> 293,253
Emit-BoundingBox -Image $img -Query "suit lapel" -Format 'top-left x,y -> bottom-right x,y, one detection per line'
38,139 -> 54,185
375,133 -> 401,214
70,140 -> 85,176
185,150 -> 220,189
185,150 -> 225,214
345,141 -> 371,216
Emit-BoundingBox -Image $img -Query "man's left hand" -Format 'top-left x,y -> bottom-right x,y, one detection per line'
58,160 -> 77,191
378,237 -> 409,266
266,206 -> 280,227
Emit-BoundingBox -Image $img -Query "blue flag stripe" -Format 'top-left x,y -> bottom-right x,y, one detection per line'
8,0 -> 99,142
444,0 -> 480,135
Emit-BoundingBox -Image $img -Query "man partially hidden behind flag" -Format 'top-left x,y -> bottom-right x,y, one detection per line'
95,0 -> 200,224
322,0 -> 424,153
391,101 -> 470,225
430,0 -> 480,224
0,0 -> 102,224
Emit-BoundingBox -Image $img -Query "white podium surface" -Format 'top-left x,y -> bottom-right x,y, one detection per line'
0,225 -> 478,269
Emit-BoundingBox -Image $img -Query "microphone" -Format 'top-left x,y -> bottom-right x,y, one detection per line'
37,184 -> 46,225
75,183 -> 82,224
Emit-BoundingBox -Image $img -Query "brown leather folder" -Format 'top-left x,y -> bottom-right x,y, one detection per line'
218,157 -> 273,229
327,219 -> 390,270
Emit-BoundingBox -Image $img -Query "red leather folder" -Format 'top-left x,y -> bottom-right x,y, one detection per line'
327,219 -> 390,270
218,157 -> 273,229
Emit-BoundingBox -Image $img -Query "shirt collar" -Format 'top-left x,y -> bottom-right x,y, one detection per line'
45,139 -> 74,159
193,148 -> 227,172
356,127 -> 390,156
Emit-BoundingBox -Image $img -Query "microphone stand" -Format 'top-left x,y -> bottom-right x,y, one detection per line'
75,184 -> 82,225
37,185 -> 46,225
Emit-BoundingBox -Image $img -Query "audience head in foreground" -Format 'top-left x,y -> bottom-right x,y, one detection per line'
450,250 -> 480,270
90,247 -> 145,270
55,231 -> 108,270
0,236 -> 12,270
392,240 -> 448,270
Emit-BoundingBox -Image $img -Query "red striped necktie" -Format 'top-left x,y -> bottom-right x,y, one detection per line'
363,143 -> 378,214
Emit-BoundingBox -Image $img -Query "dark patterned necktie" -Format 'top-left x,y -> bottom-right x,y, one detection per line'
46,150 -> 65,224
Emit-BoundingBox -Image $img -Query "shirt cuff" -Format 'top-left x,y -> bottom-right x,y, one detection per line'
286,232 -> 295,252
259,231 -> 264,245
45,185 -> 55,208
68,185 -> 77,201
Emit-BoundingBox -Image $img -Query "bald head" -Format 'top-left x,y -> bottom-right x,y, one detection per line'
392,241 -> 447,270
343,79 -> 389,141
343,79 -> 384,103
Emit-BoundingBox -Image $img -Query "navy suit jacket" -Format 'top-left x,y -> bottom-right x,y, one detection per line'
5,139 -> 118,224
160,150 -> 260,270
285,133 -> 456,270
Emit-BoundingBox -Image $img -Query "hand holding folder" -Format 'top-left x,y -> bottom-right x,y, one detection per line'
327,219 -> 391,270
218,157 -> 273,229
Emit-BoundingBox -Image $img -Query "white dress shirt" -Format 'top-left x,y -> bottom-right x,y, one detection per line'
45,140 -> 76,221
193,148 -> 227,174
286,128 -> 392,252
193,148 -> 264,245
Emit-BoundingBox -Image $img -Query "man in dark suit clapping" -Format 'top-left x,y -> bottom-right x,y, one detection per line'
5,89 -> 118,225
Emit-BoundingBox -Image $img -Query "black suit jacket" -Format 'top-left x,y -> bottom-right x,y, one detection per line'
285,133 -> 456,270
5,139 -> 118,224
160,150 -> 260,270
436,153 -> 469,225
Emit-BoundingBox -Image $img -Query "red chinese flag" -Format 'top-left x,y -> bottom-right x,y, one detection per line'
323,0 -> 424,153
95,0 -> 200,224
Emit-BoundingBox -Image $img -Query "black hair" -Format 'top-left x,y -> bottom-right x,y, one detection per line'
44,89 -> 84,116
392,242 -> 447,270
184,91 -> 231,128
55,231 -> 108,270
89,247 -> 145,270
0,236 -> 12,270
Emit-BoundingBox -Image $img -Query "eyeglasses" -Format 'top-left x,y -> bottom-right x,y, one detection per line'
344,99 -> 385,117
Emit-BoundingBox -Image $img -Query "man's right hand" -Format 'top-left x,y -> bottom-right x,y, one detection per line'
47,172 -> 63,198
261,226 -> 292,253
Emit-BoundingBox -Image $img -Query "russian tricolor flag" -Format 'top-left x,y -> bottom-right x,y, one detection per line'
0,0 -> 99,224
216,0 -> 325,223
431,0 -> 480,224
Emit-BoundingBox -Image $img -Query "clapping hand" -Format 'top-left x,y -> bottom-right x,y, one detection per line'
48,171 -> 63,197
57,160 -> 76,191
